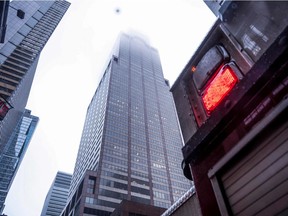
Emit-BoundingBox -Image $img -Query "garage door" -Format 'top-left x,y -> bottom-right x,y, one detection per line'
221,120 -> 288,216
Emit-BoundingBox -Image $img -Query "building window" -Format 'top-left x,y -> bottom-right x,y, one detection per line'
85,197 -> 94,204
17,10 -> 25,19
87,188 -> 93,194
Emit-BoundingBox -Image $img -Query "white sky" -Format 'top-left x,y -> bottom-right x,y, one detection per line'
4,0 -> 215,215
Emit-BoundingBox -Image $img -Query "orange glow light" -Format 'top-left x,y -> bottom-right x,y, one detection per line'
191,66 -> 196,72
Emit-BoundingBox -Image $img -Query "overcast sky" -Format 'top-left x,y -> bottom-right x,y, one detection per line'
4,0 -> 215,215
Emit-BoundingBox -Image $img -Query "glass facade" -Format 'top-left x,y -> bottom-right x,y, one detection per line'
41,171 -> 72,216
0,109 -> 38,212
64,33 -> 192,216
0,0 -> 70,213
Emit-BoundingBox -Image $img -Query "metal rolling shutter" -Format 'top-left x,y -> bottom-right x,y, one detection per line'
221,120 -> 288,216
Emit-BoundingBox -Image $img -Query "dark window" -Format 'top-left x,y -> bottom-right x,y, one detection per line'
83,207 -> 111,216
17,9 -> 25,19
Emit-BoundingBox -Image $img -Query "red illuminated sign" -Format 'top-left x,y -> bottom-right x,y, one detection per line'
202,65 -> 238,112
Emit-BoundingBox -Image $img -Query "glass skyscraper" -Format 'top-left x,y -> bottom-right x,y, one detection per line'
0,109 -> 38,212
0,0 -> 70,148
41,171 -> 72,216
0,0 -> 70,212
61,33 -> 192,216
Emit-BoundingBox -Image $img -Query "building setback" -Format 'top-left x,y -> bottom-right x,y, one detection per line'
0,0 -> 70,213
41,171 -> 72,216
61,33 -> 192,216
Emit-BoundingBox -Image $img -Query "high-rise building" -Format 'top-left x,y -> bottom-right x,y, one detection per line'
0,109 -> 38,212
41,171 -> 72,216
0,0 -> 70,212
61,33 -> 192,216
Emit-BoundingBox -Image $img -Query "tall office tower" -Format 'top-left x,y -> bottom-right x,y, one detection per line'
0,109 -> 38,212
41,171 -> 72,216
61,33 -> 192,216
0,0 -> 70,213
